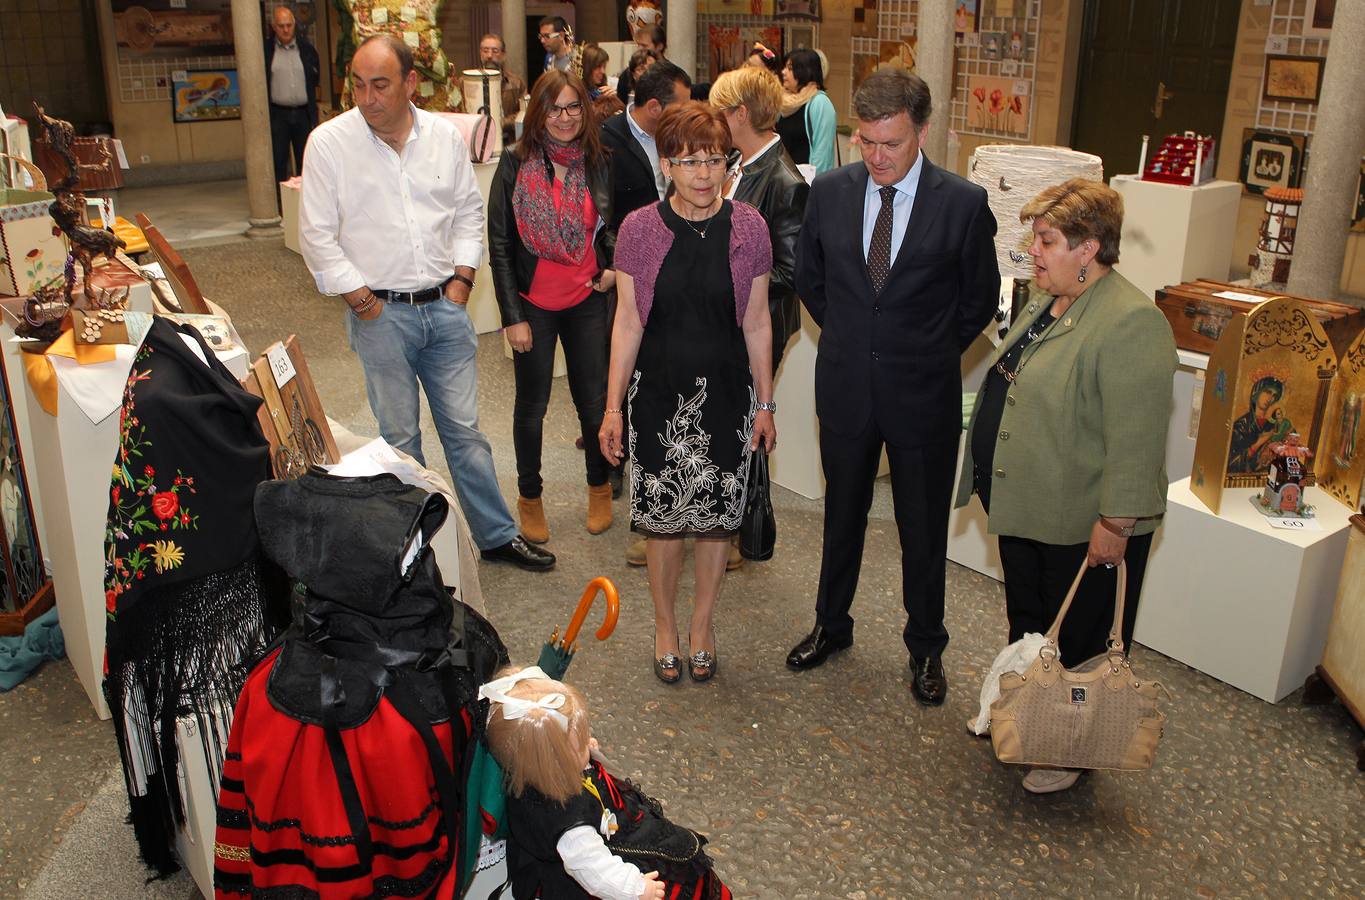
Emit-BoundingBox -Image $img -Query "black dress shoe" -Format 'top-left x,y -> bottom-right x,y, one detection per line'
910,654 -> 947,706
480,535 -> 556,571
785,625 -> 852,671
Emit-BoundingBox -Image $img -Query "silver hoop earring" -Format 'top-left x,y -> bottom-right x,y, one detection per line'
1078,264 -> 1088,284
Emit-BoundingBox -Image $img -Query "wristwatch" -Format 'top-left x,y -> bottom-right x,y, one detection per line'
1099,517 -> 1135,537
755,401 -> 777,413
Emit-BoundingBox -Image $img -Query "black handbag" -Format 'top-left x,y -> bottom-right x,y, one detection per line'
739,451 -> 775,561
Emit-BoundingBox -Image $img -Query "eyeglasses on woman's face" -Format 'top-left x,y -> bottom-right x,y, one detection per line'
667,155 -> 727,172
547,100 -> 584,119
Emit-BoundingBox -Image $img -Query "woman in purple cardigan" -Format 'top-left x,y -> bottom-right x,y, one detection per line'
599,102 -> 776,685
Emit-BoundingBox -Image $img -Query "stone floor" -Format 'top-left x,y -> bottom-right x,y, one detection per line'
118,179 -> 252,249
2,237 -> 1362,898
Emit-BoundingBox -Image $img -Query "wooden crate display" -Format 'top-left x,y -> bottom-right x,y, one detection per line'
1155,279 -> 1364,357
1191,296 -> 1339,514
241,336 -> 340,480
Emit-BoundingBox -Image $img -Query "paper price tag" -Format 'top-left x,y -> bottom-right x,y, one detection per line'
1266,515 -> 1322,531
266,344 -> 297,388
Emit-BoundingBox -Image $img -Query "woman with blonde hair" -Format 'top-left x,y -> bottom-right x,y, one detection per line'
956,177 -> 1177,794
482,667 -> 732,899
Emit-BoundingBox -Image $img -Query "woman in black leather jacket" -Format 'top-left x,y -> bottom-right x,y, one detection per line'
488,69 -> 617,546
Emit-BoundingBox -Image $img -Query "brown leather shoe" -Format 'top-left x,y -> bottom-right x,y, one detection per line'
517,496 -> 549,544
726,537 -> 744,571
625,538 -> 647,566
586,483 -> 613,534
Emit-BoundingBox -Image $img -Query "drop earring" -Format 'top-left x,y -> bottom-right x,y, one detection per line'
1078,264 -> 1088,284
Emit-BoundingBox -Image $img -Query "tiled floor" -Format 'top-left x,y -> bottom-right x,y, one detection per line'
116,179 -> 252,248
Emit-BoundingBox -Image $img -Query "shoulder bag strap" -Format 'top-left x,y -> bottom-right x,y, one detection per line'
1043,559 -> 1128,653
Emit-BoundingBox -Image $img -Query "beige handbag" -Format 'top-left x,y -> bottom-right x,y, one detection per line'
989,560 -> 1169,771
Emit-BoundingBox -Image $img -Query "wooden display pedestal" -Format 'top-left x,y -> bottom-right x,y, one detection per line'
1134,478 -> 1353,702
1109,175 -> 1242,302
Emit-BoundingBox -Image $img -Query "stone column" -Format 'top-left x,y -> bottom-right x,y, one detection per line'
914,0 -> 955,166
1286,0 -> 1365,304
668,0 -> 698,82
503,0 -> 528,86
231,0 -> 283,236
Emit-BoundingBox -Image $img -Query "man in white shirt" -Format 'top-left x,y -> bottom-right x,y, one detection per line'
300,35 -> 554,571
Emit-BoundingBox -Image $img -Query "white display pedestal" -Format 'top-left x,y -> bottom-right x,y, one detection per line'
1109,175 -> 1242,302
1168,348 -> 1208,485
174,710 -> 231,899
1134,478 -> 1353,702
281,181 -> 301,255
768,309 -> 889,499
26,373 -> 121,718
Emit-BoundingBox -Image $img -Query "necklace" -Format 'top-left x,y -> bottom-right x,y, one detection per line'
673,197 -> 721,239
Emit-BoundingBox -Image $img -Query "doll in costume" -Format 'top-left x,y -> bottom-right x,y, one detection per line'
481,667 -> 732,900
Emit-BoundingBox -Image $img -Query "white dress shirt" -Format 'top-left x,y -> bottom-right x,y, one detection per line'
861,149 -> 924,262
556,825 -> 647,900
300,106 -> 484,295
270,40 -> 308,107
624,104 -> 666,199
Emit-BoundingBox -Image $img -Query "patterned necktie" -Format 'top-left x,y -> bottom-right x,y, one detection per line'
867,184 -> 897,295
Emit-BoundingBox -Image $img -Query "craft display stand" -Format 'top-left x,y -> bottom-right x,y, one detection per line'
1141,133 -> 1216,186
1302,514 -> 1365,770
1109,175 -> 1242,303
1134,478 -> 1352,703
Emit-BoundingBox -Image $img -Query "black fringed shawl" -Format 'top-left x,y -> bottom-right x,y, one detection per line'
102,317 -> 287,876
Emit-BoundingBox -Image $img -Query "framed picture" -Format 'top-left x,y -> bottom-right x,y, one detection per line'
1262,55 -> 1325,104
1239,129 -> 1305,195
1303,0 -> 1334,38
774,0 -> 821,21
171,69 -> 240,123
954,0 -> 979,36
981,32 -> 1004,60
982,0 -> 1027,17
787,24 -> 815,50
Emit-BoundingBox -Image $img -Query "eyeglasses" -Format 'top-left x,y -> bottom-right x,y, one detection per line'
538,31 -> 561,41
668,156 -> 728,171
547,101 -> 584,119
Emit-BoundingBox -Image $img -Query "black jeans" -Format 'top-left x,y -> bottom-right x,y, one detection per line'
996,532 -> 1155,668
512,291 -> 610,498
270,104 -> 312,184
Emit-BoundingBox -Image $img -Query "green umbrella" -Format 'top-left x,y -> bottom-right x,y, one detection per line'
536,576 -> 620,679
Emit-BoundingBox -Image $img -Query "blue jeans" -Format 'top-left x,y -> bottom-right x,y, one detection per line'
347,298 -> 518,550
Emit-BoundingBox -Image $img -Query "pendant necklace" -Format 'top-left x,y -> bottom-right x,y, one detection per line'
677,197 -> 721,239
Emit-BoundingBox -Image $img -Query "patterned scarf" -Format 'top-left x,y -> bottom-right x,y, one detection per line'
514,141 -> 590,265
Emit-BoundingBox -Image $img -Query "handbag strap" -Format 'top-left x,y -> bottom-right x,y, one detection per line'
1044,559 -> 1127,654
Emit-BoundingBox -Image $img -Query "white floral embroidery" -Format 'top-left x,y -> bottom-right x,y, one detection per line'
628,374 -> 754,534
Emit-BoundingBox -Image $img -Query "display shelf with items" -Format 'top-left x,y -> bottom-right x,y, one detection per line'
1141,131 -> 1215,186
950,0 -> 1039,141
1255,0 -> 1332,140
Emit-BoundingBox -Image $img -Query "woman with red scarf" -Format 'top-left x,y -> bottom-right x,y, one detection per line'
490,70 -> 617,547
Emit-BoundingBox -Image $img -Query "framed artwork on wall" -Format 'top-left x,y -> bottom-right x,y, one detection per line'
775,0 -> 821,21
1239,129 -> 1305,195
954,1 -> 979,36
1262,55 -> 1326,104
171,69 -> 241,123
1303,0 -> 1335,39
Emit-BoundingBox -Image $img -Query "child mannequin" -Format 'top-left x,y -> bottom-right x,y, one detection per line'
482,667 -> 731,900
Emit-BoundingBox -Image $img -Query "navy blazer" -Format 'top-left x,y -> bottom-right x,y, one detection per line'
264,35 -> 321,128
600,112 -> 659,234
795,158 -> 1000,446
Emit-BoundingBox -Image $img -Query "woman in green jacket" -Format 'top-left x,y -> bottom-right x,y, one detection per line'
956,178 -> 1177,794
776,48 -> 836,175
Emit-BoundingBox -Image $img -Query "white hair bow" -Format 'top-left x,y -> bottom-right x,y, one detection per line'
479,666 -> 569,729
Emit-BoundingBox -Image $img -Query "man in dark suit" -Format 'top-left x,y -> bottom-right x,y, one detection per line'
786,70 -> 1000,705
600,61 -> 692,232
265,5 -> 320,185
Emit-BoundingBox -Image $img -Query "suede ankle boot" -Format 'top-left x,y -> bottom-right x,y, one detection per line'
586,483 -> 613,534
518,496 -> 549,544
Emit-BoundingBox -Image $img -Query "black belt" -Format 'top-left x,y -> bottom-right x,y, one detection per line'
372,276 -> 454,305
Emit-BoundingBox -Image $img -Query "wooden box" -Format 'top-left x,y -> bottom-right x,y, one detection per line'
1155,279 -> 1364,356
241,335 -> 339,480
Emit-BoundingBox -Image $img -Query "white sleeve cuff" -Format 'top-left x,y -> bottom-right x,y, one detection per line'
556,825 -> 647,900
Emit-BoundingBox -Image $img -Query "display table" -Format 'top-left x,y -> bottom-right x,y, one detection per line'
281,180 -> 301,254
1134,478 -> 1353,702
1109,175 -> 1242,302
